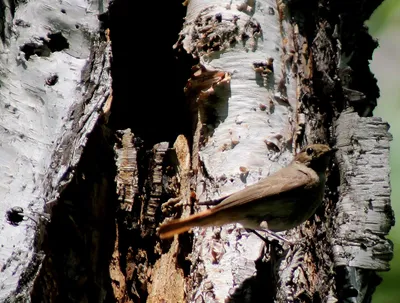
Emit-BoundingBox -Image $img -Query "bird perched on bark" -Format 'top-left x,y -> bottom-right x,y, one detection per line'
158,144 -> 336,240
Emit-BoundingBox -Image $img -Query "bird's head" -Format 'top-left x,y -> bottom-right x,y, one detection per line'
294,144 -> 336,172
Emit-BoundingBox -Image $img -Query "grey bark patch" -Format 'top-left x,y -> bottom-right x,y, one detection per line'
333,110 -> 394,270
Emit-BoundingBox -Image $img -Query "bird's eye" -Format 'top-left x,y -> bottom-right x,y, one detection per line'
306,147 -> 314,155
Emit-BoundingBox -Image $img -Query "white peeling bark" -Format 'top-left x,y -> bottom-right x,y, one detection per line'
0,0 -> 110,300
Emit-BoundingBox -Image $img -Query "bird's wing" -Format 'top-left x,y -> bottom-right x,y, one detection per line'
210,164 -> 317,212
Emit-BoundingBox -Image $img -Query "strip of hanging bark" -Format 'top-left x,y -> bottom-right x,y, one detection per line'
334,110 -> 393,269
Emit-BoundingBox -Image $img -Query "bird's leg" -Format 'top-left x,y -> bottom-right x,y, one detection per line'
246,221 -> 293,245
256,221 -> 307,247
196,195 -> 228,206
247,229 -> 272,243
247,228 -> 292,245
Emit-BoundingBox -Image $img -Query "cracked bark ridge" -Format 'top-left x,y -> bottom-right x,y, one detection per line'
285,0 -> 382,148
31,124 -> 117,303
270,2 -> 337,301
286,5 -> 335,146
274,196 -> 338,302
288,0 -> 382,118
271,1 -> 388,301
332,110 -> 393,302
0,1 -> 13,45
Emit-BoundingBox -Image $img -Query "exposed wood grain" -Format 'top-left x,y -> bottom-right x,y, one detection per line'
114,129 -> 139,212
147,135 -> 190,302
140,142 -> 169,237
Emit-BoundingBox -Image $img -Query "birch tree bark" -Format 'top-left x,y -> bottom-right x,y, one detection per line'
0,0 -> 113,302
0,0 -> 393,302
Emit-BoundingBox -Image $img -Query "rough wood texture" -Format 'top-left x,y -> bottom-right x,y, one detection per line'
113,132 -> 186,302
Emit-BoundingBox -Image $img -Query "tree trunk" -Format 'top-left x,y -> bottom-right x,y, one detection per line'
0,0 -> 393,302
0,0 -> 113,302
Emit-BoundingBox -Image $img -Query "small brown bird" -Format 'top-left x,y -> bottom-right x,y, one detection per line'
159,144 -> 335,239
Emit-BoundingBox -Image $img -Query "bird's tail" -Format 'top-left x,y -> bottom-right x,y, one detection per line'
159,209 -> 218,239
